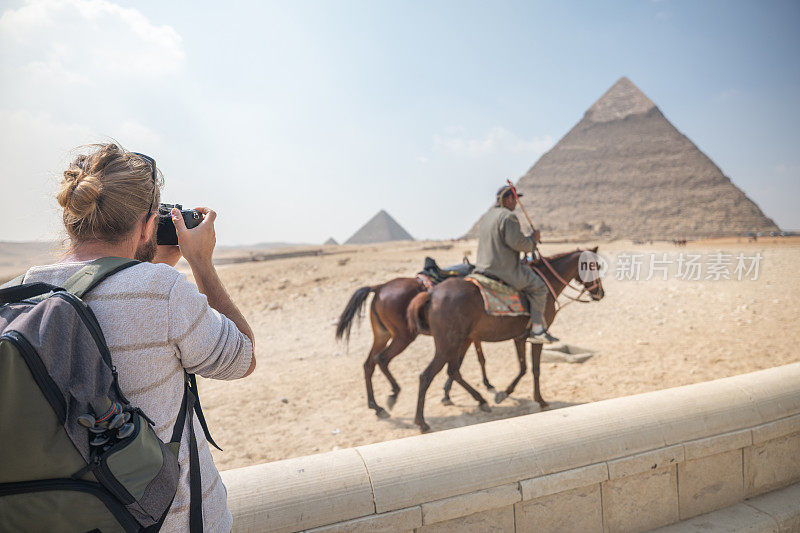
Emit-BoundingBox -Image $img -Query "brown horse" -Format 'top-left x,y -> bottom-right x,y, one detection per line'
336,278 -> 497,419
407,248 -> 605,433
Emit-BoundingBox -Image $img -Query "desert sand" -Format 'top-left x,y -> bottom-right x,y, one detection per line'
3,238 -> 797,469
165,237 -> 800,471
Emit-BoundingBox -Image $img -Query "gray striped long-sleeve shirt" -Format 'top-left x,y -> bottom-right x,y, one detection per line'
23,260 -> 253,532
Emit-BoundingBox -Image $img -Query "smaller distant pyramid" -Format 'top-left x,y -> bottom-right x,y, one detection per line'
324,237 -> 339,245
345,210 -> 414,244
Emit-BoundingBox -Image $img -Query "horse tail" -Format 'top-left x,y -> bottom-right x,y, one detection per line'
336,286 -> 376,342
407,291 -> 431,336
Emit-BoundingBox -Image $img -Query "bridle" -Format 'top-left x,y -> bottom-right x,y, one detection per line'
529,251 -> 602,315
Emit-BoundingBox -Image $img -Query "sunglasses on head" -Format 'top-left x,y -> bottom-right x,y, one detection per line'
132,152 -> 157,215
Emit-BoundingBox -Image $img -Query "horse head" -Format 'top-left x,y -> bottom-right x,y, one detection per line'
574,246 -> 605,301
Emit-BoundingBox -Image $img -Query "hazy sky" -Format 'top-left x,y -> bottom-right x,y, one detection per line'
1,0 -> 798,245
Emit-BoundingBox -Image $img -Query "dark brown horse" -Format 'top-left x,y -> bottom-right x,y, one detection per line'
336,278 -> 497,419
407,248 -> 605,432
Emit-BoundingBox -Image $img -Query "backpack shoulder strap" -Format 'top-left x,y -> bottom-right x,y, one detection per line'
169,372 -> 212,533
61,257 -> 141,299
0,282 -> 63,305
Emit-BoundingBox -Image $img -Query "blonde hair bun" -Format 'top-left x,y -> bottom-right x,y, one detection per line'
58,169 -> 104,223
57,143 -> 161,243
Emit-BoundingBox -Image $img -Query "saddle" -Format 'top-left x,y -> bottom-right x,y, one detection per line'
417,257 -> 537,317
467,252 -> 549,316
417,257 -> 475,291
466,272 -> 529,317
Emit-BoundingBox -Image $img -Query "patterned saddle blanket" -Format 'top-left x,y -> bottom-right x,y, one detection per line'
465,272 -> 529,317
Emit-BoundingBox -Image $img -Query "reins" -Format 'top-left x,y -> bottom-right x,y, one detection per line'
530,252 -> 600,315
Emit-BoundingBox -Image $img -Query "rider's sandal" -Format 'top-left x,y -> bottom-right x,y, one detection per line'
528,330 -> 559,344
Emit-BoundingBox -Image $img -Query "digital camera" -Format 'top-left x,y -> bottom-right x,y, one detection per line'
157,203 -> 203,245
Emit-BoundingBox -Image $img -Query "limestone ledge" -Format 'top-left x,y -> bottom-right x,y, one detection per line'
222,364 -> 800,533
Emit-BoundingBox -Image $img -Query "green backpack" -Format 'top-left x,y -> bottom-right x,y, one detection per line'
0,258 -> 216,532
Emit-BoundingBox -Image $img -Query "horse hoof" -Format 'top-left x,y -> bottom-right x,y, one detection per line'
495,391 -> 508,404
386,395 -> 398,410
537,401 -> 550,410
479,402 -> 492,413
416,421 -> 431,433
487,386 -> 496,393
375,408 -> 391,419
441,398 -> 454,406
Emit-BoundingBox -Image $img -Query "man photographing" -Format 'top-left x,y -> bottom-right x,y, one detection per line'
18,143 -> 255,531
475,184 -> 557,343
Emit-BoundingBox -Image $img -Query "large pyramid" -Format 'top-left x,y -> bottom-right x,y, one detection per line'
345,209 -> 414,244
467,77 -> 779,239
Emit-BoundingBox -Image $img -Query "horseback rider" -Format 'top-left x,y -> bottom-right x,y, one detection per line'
475,185 -> 558,343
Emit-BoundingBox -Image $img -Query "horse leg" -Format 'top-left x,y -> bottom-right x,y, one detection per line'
495,337 -> 527,404
474,342 -> 495,391
364,331 -> 391,419
375,333 -> 414,410
442,346 -> 471,405
446,341 -> 490,412
414,351 -> 449,433
531,342 -> 549,408
442,377 -> 455,406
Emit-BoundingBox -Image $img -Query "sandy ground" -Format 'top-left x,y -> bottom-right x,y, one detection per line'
3,237 -> 798,470
176,238 -> 800,471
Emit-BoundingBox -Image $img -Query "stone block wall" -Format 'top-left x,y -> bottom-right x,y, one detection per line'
222,363 -> 800,532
